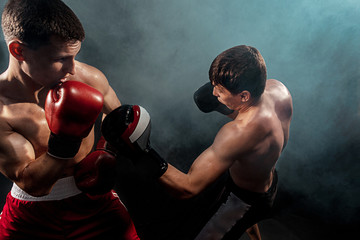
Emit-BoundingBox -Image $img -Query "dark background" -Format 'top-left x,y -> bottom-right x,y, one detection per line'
0,0 -> 359,239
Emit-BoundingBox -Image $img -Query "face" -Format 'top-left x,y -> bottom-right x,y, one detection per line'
21,36 -> 82,88
212,84 -> 242,110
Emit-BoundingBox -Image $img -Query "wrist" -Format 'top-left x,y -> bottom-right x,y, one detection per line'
47,132 -> 82,159
146,148 -> 168,178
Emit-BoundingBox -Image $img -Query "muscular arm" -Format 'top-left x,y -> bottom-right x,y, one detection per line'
160,147 -> 226,199
74,61 -> 121,114
159,122 -> 248,199
0,128 -> 69,196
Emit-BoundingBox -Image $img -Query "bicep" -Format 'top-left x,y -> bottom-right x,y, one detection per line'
160,126 -> 241,198
0,131 -> 35,182
102,85 -> 121,114
91,74 -> 121,114
185,124 -> 246,193
160,146 -> 232,199
187,145 -> 234,192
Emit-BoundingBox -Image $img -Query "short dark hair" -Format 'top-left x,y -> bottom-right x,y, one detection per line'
209,45 -> 267,98
1,0 -> 85,49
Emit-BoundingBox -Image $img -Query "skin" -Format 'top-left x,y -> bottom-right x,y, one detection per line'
0,35 -> 121,197
246,224 -> 262,240
159,78 -> 293,239
160,79 -> 292,198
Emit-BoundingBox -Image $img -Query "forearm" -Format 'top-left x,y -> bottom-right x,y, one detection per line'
159,164 -> 200,199
17,153 -> 69,196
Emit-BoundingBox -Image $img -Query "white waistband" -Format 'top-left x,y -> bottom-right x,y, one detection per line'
11,176 -> 82,201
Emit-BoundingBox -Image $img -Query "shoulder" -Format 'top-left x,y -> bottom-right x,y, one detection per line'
212,119 -> 265,159
266,79 -> 291,95
73,61 -> 110,95
74,61 -> 107,84
73,61 -> 121,113
265,79 -> 292,103
265,79 -> 293,119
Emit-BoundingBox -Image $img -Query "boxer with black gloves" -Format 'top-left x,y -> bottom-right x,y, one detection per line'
0,1 -> 140,239
137,46 -> 292,240
101,104 -> 168,179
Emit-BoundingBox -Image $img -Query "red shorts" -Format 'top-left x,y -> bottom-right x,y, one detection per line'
0,177 -> 139,240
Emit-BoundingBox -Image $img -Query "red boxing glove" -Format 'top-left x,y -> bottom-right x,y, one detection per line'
45,81 -> 104,159
74,137 -> 117,195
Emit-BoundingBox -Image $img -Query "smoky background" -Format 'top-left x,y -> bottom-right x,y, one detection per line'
0,0 -> 359,232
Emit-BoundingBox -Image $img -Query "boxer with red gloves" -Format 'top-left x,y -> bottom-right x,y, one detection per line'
0,1 -> 140,239
46,81 -> 117,195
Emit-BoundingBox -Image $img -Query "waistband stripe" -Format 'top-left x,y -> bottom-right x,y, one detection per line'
11,176 -> 82,201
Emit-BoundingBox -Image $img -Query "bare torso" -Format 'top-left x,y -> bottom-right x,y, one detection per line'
229,79 -> 293,192
0,97 -> 95,177
0,61 -> 115,181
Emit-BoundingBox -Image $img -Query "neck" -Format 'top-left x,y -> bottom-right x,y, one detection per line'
2,59 -> 45,103
232,95 -> 263,121
237,95 -> 262,113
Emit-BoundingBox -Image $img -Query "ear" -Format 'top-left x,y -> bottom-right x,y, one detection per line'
239,90 -> 251,102
9,41 -> 25,61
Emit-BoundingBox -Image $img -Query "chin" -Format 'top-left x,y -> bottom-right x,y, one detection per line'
219,100 -> 229,108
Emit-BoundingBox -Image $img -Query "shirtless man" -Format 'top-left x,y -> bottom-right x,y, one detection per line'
0,0 -> 139,239
101,45 -> 293,239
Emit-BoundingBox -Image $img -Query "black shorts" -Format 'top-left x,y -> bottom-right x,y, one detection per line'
195,171 -> 278,240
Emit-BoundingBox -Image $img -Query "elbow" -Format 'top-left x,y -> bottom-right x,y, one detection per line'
172,187 -> 201,200
16,172 -> 52,197
178,192 -> 196,200
16,165 -> 53,197
160,168 -> 202,199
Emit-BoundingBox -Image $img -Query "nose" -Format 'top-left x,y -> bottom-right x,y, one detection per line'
64,58 -> 76,75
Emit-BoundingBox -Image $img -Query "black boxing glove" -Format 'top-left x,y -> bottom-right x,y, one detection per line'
193,82 -> 234,115
101,105 -> 168,178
